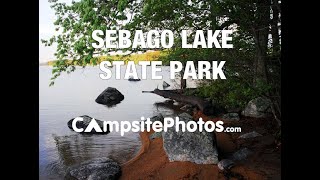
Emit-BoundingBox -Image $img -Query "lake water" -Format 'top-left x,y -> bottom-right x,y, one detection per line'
39,65 -> 196,179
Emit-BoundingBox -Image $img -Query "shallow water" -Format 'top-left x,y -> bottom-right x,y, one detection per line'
39,65 -> 196,179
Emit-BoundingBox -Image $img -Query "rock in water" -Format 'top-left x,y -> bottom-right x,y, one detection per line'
218,159 -> 235,171
67,115 -> 109,134
65,157 -> 121,180
163,81 -> 170,88
162,113 -> 219,164
128,76 -> 141,81
241,97 -> 272,118
238,131 -> 262,139
95,87 -> 124,106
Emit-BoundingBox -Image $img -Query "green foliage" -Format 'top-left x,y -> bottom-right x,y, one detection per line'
42,0 -> 132,84
47,50 -> 166,67
196,77 -> 272,110
42,0 -> 281,118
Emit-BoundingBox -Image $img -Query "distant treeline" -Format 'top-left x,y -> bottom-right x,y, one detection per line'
46,51 -> 168,66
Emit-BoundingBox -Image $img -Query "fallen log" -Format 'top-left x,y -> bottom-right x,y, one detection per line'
142,88 -> 196,94
143,88 -> 223,115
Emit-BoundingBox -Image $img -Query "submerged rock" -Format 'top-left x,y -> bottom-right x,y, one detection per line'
218,159 -> 235,171
221,113 -> 240,121
95,87 -> 124,106
67,115 -> 109,134
232,148 -> 253,161
238,131 -> 262,139
162,113 -> 219,164
241,97 -> 272,118
65,157 -> 121,180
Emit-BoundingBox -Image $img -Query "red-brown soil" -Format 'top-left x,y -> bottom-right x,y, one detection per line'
120,111 -> 281,180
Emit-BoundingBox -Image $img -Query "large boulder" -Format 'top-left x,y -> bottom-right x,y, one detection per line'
162,113 -> 219,164
65,157 -> 121,180
67,115 -> 109,134
95,87 -> 124,106
241,97 -> 272,118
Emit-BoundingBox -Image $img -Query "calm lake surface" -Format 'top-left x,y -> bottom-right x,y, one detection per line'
39,65 -> 196,179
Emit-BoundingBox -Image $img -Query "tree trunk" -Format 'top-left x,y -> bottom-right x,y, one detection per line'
180,64 -> 187,89
253,1 -> 270,85
271,0 -> 280,54
142,89 -> 222,115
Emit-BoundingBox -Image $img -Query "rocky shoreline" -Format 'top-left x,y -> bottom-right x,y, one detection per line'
65,87 -> 281,179
120,111 -> 281,179
120,112 -> 281,179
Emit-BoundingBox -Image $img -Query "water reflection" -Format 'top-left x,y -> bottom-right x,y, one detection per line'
39,66 -> 198,179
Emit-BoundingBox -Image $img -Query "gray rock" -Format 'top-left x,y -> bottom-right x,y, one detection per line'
144,114 -> 164,129
128,76 -> 140,81
163,81 -> 170,88
65,157 -> 121,180
221,113 -> 240,121
162,113 -> 219,164
180,104 -> 194,112
164,99 -> 174,104
149,131 -> 162,139
178,112 -> 193,119
232,148 -> 252,161
218,159 -> 235,171
226,108 -> 242,113
238,131 -> 262,139
95,87 -> 124,106
241,97 -> 272,118
150,113 -> 164,123
67,115 -> 109,134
